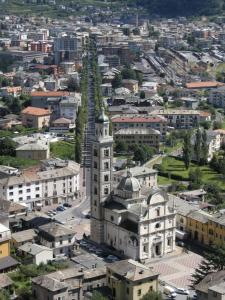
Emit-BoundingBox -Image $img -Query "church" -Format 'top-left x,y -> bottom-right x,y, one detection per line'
90,108 -> 176,262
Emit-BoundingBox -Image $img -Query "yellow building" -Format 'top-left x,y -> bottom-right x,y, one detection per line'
107,259 -> 159,300
169,195 -> 225,247
0,223 -> 11,258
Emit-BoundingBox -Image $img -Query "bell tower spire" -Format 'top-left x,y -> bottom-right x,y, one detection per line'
90,107 -> 113,244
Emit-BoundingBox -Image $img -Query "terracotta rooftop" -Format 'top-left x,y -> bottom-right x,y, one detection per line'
186,81 -> 224,89
21,106 -> 51,116
31,91 -> 70,97
112,115 -> 166,123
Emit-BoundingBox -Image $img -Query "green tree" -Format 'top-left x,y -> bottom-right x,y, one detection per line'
140,91 -> 145,99
91,291 -> 108,300
115,141 -> 128,153
183,131 -> 192,169
188,167 -> 202,189
141,291 -> 163,300
194,129 -> 202,165
200,130 -> 208,165
0,137 -> 16,156
112,73 -> 122,89
192,243 -> 225,286
0,290 -> 10,300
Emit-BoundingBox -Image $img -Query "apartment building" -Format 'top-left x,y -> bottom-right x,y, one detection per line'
38,222 -> 76,257
111,114 -> 167,138
114,128 -> 160,151
209,86 -> 225,108
107,259 -> 159,300
151,109 -> 211,129
0,160 -> 80,210
21,106 -> 51,129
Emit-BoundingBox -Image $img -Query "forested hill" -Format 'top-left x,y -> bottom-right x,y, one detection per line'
135,0 -> 224,17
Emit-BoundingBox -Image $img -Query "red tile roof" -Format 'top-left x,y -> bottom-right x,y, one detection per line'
112,116 -> 166,123
186,81 -> 224,89
21,106 -> 51,116
30,91 -> 70,97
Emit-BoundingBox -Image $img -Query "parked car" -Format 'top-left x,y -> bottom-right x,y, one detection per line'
63,203 -> 72,208
56,206 -> 65,212
106,255 -> 119,262
164,286 -> 177,298
176,288 -> 189,295
176,241 -> 185,247
95,249 -> 103,255
80,240 -> 88,247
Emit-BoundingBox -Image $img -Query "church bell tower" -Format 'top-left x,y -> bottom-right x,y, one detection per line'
90,108 -> 113,244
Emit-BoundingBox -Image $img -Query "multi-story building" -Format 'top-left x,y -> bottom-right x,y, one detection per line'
32,266 -> 106,300
111,114 -> 167,139
209,86 -> 225,108
54,35 -> 82,65
0,159 -> 80,210
114,128 -> 160,151
151,109 -> 211,129
91,108 -> 176,262
21,106 -> 51,129
107,259 -> 159,300
38,222 -> 76,257
0,223 -> 11,259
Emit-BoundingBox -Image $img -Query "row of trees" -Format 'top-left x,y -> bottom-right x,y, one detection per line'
183,129 -> 208,170
74,57 -> 88,163
91,44 -> 102,116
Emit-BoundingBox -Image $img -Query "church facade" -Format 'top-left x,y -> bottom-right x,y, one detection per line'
90,108 -> 176,261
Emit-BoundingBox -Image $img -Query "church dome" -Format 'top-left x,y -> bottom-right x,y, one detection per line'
96,107 -> 109,123
117,171 -> 140,193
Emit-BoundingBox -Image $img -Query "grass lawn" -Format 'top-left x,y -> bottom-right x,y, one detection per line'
0,156 -> 38,168
160,156 -> 225,191
160,141 -> 182,155
50,141 -> 75,160
158,175 -> 176,185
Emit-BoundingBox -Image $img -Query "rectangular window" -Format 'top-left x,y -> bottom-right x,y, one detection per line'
26,189 -> 31,193
138,289 -> 141,296
9,192 -> 13,196
104,149 -> 109,157
36,194 -> 40,198
104,175 -> 109,182
19,184 -> 23,188
19,190 -> 23,194
104,187 -> 109,195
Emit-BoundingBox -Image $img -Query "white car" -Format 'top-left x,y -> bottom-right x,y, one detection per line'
176,288 -> 189,295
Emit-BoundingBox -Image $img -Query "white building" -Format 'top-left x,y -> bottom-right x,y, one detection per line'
38,222 -> 76,257
90,108 -> 176,262
0,159 -> 80,210
19,242 -> 53,265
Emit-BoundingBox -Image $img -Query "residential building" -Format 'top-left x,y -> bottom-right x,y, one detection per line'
50,117 -> 74,133
122,79 -> 139,93
150,109 -> 211,129
0,274 -> 13,295
32,266 -> 106,300
54,35 -> 82,64
195,270 -> 225,300
114,128 -> 160,151
0,224 -> 11,259
16,142 -> 50,160
107,259 -> 159,300
111,114 -> 167,138
21,106 -> 51,129
38,222 -> 76,257
0,159 -> 80,210
113,166 -> 158,189
18,242 -> 53,265
31,91 -> 70,109
209,86 -> 225,108
90,109 -> 176,261
11,229 -> 37,248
